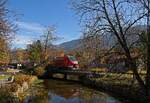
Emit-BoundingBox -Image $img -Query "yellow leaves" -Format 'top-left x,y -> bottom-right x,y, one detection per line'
0,37 -> 10,65
14,74 -> 32,85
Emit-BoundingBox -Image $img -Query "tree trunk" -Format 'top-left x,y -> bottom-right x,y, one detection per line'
146,20 -> 150,97
124,46 -> 147,95
145,1 -> 150,96
129,58 -> 147,94
145,34 -> 150,96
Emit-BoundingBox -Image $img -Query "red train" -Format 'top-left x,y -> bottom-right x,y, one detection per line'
52,55 -> 79,70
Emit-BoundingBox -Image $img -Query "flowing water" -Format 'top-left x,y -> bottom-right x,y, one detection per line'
24,80 -> 121,103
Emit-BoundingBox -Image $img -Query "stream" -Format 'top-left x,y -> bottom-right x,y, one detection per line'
23,79 -> 121,103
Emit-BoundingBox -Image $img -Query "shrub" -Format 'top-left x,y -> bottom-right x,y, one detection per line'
34,67 -> 45,76
14,74 -> 32,85
4,83 -> 19,92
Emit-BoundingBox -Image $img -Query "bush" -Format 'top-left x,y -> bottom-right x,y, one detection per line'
14,74 -> 32,85
34,67 -> 45,76
4,83 -> 19,92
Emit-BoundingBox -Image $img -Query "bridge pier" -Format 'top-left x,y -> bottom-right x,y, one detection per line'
64,73 -> 67,80
49,73 -> 53,78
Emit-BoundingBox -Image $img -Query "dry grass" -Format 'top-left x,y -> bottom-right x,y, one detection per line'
34,67 -> 45,76
14,74 -> 33,85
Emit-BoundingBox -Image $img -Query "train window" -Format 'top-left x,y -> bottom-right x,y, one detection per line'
68,56 -> 76,61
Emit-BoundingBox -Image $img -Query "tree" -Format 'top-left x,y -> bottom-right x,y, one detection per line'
41,26 -> 58,60
72,0 -> 149,95
27,40 -> 43,64
133,0 -> 150,96
0,37 -> 10,65
27,26 -> 60,66
71,35 -> 102,68
0,0 -> 15,65
11,48 -> 28,63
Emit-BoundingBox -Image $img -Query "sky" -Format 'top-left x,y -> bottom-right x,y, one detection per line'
7,0 -> 81,48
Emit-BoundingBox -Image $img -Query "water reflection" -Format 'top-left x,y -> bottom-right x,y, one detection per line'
24,80 -> 121,103
45,80 -> 120,103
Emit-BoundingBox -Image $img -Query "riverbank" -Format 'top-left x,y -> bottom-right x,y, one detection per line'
0,73 -> 39,103
79,77 -> 150,103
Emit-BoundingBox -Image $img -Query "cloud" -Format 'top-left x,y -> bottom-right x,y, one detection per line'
13,35 -> 33,45
13,21 -> 46,48
15,21 -> 46,34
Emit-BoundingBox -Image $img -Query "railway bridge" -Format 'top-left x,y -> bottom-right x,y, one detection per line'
41,68 -> 104,80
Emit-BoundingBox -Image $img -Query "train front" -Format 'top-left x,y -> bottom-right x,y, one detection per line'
65,55 -> 79,70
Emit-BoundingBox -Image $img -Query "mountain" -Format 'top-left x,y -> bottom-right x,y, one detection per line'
58,25 -> 147,51
58,39 -> 81,51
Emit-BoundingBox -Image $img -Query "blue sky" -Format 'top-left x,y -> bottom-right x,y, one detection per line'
8,0 -> 81,48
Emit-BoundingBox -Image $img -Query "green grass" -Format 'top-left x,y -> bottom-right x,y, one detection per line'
90,68 -> 147,74
0,75 -> 11,80
89,72 -> 139,86
33,79 -> 44,84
